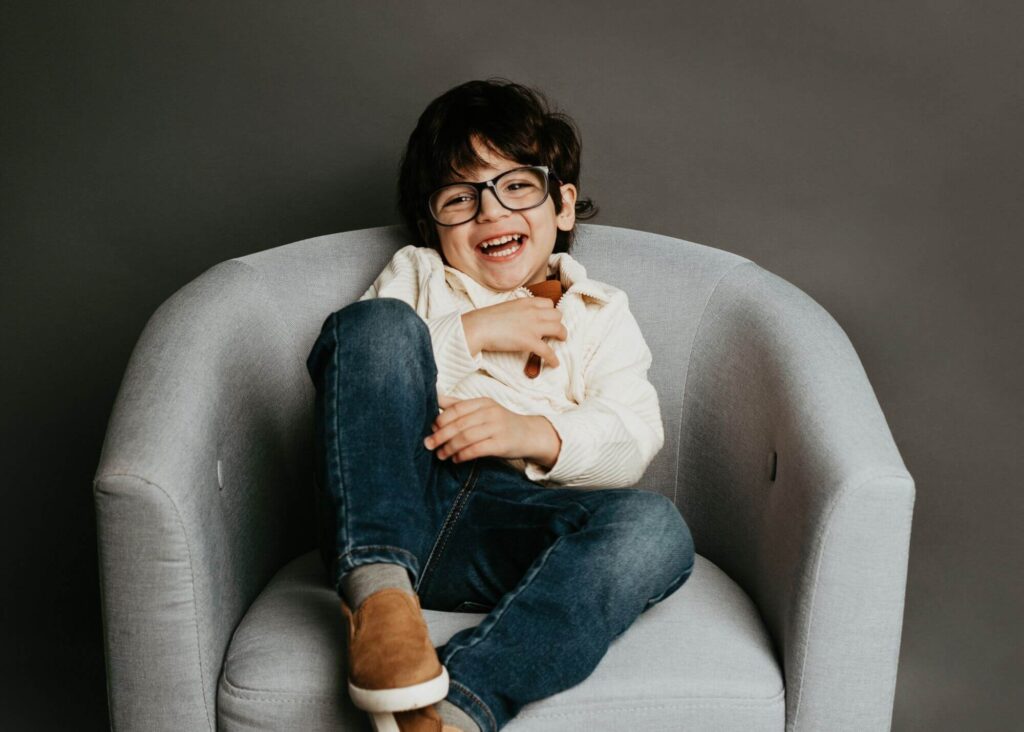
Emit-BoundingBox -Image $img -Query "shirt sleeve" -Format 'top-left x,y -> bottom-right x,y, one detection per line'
522,294 -> 665,488
359,246 -> 484,395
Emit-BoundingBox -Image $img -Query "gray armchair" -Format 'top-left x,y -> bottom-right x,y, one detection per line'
94,223 -> 915,731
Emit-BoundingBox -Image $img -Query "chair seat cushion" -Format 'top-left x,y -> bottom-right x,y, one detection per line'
217,551 -> 784,731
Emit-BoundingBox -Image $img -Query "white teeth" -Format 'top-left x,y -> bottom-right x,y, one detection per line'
480,234 -> 523,249
481,242 -> 521,258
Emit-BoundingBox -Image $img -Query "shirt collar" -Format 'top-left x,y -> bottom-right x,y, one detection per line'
437,250 -> 614,308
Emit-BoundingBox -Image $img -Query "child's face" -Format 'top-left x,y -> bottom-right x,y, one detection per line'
421,137 -> 578,292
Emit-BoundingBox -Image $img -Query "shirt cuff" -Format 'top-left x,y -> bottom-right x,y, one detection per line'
425,309 -> 485,395
522,411 -> 593,485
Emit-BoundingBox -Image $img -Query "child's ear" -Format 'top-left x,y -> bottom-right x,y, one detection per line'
556,184 -> 578,232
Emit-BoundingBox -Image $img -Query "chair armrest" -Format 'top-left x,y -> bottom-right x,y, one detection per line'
676,262 -> 916,732
93,260 -> 316,731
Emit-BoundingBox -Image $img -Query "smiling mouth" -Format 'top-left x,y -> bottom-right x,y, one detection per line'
477,235 -> 526,260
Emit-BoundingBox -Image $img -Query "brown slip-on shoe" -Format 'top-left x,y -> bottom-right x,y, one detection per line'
368,704 -> 464,732
341,588 -> 449,713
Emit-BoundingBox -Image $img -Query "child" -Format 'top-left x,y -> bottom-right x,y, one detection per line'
306,78 -> 695,732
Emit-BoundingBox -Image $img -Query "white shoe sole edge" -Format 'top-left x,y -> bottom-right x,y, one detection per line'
349,665 -> 450,713
369,711 -> 401,732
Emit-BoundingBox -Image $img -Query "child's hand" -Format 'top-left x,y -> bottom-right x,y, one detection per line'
463,298 -> 566,367
424,394 -> 544,464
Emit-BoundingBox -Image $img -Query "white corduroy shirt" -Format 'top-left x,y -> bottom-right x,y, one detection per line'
359,244 -> 664,489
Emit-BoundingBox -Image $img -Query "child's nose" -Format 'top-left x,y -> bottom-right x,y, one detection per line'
476,187 -> 511,221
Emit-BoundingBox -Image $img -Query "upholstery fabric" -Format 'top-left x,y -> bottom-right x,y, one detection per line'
93,223 -> 915,731
217,551 -> 784,731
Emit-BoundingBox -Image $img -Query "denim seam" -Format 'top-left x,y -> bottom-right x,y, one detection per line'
440,496 -> 595,664
429,460 -> 480,573
448,678 -> 498,732
416,459 -> 480,594
562,497 -> 595,523
443,530 -> 569,666
330,314 -> 351,560
644,560 -> 695,608
336,545 -> 420,565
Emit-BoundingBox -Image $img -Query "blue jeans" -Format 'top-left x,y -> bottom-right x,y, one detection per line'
306,298 -> 695,732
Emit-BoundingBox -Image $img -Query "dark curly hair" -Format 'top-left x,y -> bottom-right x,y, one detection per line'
397,78 -> 598,258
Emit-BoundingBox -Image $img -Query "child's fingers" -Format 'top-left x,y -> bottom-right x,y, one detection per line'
435,428 -> 494,462
434,397 -> 492,429
426,406 -> 491,455
537,342 -> 559,368
448,436 -> 498,463
542,310 -> 568,341
425,410 -> 465,451
430,398 -> 499,454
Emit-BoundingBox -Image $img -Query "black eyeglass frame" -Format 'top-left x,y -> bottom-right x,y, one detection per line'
425,165 -> 564,227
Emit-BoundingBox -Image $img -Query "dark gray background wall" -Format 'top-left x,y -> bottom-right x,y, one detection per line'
2,2 -> 1021,729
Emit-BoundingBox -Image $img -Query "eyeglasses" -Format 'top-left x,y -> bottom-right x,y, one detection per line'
426,165 -> 561,227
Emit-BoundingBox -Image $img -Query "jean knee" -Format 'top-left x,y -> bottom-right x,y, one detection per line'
664,500 -> 695,578
622,493 -> 694,608
307,298 -> 429,380
327,297 -> 423,337
625,491 -> 695,580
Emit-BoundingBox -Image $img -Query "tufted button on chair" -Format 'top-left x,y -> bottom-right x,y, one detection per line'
94,223 -> 915,731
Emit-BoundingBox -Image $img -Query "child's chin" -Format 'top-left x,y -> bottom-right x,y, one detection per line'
480,269 -> 528,291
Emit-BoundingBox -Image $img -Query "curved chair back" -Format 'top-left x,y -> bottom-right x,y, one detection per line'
95,223 -> 913,731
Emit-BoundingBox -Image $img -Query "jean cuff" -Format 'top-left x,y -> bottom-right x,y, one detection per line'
445,678 -> 498,732
334,545 -> 421,594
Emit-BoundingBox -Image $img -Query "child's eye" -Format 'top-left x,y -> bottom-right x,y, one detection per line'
442,194 -> 476,208
502,177 -> 540,193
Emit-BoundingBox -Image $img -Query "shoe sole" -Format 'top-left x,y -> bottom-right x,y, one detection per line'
369,711 -> 401,732
349,664 -> 450,712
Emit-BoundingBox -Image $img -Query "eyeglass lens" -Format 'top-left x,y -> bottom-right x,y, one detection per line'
429,167 -> 549,225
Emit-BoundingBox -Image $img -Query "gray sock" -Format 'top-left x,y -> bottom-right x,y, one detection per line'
340,562 -> 414,610
435,699 -> 480,732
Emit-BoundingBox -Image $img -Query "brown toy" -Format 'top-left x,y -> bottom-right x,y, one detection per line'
523,277 -> 565,379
